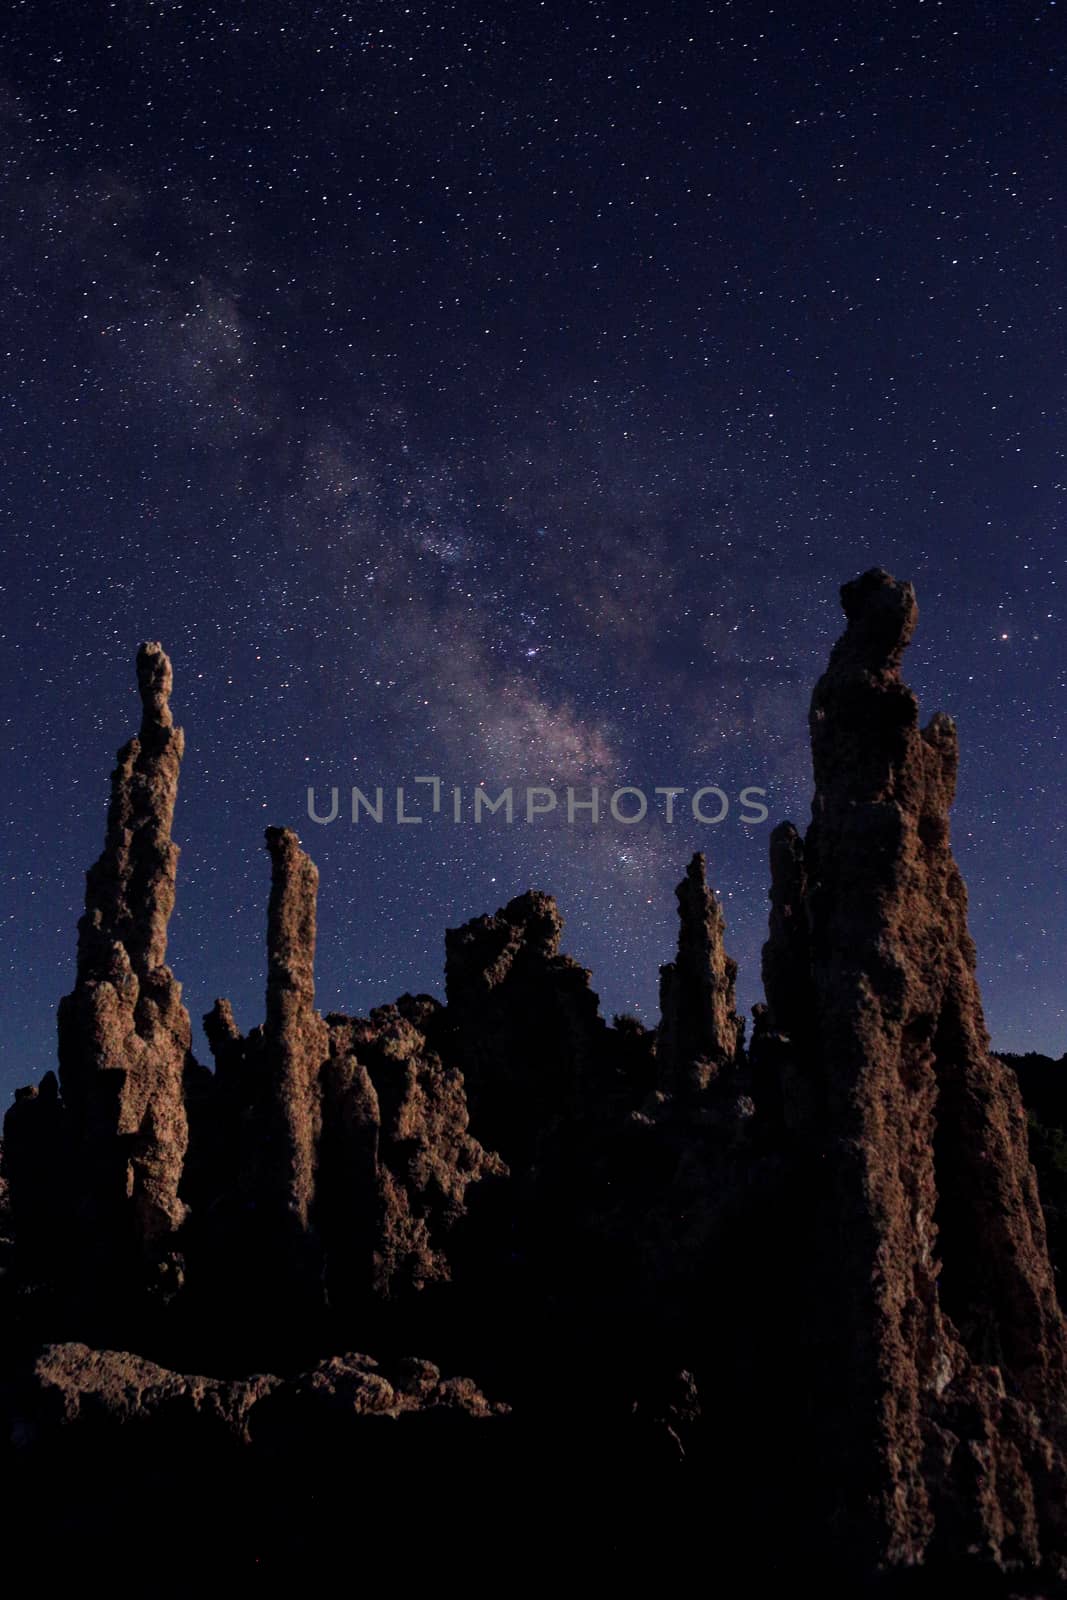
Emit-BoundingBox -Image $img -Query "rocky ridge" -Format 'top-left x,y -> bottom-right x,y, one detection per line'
3,570 -> 1066,1590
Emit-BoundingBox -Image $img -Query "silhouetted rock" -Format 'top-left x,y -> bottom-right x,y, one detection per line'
760,569 -> 1067,1577
4,575 -> 1067,1590
2,1073 -> 64,1283
250,824 -> 329,1306
761,819 -> 810,1044
318,999 -> 507,1315
186,838 -> 505,1351
443,888 -> 606,1167
657,851 -> 743,1095
8,644 -> 194,1309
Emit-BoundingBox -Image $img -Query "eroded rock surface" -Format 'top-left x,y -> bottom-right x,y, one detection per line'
4,581 -> 1067,1589
8,645 -> 194,1305
657,851 -> 744,1095
757,569 -> 1067,1575
188,837 -> 506,1342
17,1338 -> 504,1441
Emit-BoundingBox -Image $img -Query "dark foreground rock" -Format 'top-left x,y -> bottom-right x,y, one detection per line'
4,1340 -> 516,1582
4,571 -> 1067,1593
750,570 -> 1067,1576
14,1337 -> 505,1444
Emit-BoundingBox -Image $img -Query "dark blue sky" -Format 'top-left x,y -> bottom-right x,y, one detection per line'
2,0 -> 1065,1101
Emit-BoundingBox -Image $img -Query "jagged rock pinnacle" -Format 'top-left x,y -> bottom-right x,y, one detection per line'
51,642 -> 192,1291
4,580 -> 1067,1587
261,826 -> 327,1256
657,851 -> 742,1093
444,889 -> 603,1164
765,567 -> 1067,1572
265,826 -> 320,1022
136,639 -> 175,732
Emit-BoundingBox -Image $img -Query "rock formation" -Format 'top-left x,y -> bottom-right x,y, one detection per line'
757,568 -> 1067,1576
6,1340 -> 510,1582
263,827 -> 327,1242
443,888 -> 607,1167
186,833 -> 506,1350
20,1338 -> 505,1441
21,643 -> 194,1306
656,850 -> 744,1094
4,574 -> 1067,1589
760,818 -> 810,1047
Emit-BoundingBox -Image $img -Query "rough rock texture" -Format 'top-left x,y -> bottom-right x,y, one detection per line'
1,654 -> 505,1360
264,828 -> 326,1221
657,850 -> 744,1094
184,827 -> 334,1317
20,1340 -> 279,1441
183,831 -> 505,1350
319,999 -> 507,1313
5,581 -> 1067,1589
24,644 -> 193,1302
757,569 -> 1067,1577
253,825 -> 330,1305
17,1339 -> 504,1442
5,1339 -> 512,1580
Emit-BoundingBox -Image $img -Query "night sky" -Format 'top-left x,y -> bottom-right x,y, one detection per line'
2,0 -> 1065,1103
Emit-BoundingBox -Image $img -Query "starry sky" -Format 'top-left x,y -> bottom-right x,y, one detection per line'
1,0 -> 1065,1102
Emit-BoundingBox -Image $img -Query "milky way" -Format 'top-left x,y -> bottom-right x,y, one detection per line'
2,1 -> 1065,1096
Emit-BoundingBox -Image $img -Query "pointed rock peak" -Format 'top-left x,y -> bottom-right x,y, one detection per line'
767,822 -> 804,898
204,997 -> 242,1054
51,637 -> 192,1278
444,889 -> 564,1002
74,640 -> 184,982
679,851 -> 712,904
922,709 -> 958,757
778,569 -> 1067,1567
265,824 -> 314,869
766,823 -> 805,919
258,827 -> 328,1270
658,850 -> 742,1088
923,707 -> 956,736
833,567 -> 918,674
136,640 -> 175,732
265,827 -> 322,918
265,828 -> 319,1016
810,570 -> 921,804
500,889 -> 564,955
674,850 -> 724,935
